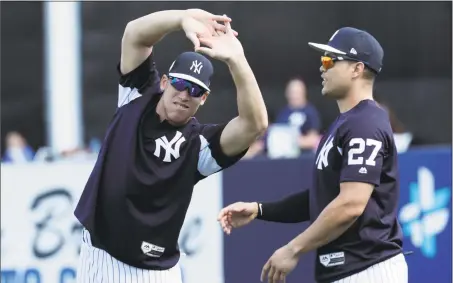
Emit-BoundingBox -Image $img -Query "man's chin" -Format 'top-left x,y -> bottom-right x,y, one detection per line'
321,87 -> 338,98
167,111 -> 191,126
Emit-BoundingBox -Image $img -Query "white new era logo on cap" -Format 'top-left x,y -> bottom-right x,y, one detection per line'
350,48 -> 357,55
190,60 -> 203,74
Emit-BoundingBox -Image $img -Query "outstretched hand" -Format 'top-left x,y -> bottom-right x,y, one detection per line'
182,9 -> 239,50
195,17 -> 244,63
217,202 -> 258,235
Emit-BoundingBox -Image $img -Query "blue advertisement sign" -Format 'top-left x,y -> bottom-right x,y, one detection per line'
397,148 -> 452,283
223,148 -> 452,283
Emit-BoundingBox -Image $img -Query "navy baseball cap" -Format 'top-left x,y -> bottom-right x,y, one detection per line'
308,27 -> 384,74
168,52 -> 214,91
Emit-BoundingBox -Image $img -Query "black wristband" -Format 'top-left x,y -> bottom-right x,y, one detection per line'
254,191 -> 310,223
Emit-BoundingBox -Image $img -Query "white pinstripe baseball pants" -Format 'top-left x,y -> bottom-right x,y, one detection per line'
77,229 -> 183,283
332,253 -> 408,283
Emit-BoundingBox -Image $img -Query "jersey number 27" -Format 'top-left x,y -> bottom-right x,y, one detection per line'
348,138 -> 382,166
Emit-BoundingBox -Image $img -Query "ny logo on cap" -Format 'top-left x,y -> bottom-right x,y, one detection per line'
190,60 -> 203,74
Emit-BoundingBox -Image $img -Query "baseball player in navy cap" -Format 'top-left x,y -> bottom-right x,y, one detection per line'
74,8 -> 268,283
219,27 -> 407,283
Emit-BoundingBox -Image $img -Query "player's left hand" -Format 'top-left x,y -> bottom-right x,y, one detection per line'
261,244 -> 300,283
195,17 -> 244,63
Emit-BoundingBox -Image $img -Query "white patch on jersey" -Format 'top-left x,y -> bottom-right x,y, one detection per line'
319,252 -> 345,267
141,241 -> 165,258
198,135 -> 222,176
118,85 -> 142,107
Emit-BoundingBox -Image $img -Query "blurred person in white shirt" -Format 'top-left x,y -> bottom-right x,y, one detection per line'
245,78 -> 322,159
2,131 -> 35,163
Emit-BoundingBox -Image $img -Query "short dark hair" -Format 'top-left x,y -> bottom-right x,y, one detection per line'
348,61 -> 376,81
362,67 -> 377,81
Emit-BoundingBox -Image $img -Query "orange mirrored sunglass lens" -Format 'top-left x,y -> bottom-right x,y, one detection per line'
321,56 -> 334,70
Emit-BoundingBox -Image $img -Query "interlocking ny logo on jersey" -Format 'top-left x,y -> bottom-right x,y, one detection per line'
154,131 -> 186,162
316,135 -> 334,170
399,167 -> 451,258
190,60 -> 203,74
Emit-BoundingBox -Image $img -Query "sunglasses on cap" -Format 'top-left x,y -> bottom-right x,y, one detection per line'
169,77 -> 207,98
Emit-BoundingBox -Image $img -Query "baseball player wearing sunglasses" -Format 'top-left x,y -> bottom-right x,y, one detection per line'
219,27 -> 408,283
74,9 -> 268,283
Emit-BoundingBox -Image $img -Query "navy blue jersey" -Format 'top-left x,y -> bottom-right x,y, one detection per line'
74,54 -> 246,270
310,100 -> 403,282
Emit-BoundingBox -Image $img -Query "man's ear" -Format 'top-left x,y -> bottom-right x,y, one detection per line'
200,92 -> 210,106
160,74 -> 169,91
352,62 -> 366,79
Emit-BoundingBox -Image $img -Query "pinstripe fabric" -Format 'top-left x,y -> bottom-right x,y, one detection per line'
77,229 -> 183,283
332,253 -> 408,283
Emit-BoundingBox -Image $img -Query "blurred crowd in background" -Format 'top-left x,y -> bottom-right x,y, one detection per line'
0,75 -> 435,164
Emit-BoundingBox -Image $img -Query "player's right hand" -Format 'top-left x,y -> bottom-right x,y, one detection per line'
182,9 -> 238,50
217,202 -> 258,235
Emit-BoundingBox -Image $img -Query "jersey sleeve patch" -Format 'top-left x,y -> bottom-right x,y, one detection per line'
197,135 -> 222,176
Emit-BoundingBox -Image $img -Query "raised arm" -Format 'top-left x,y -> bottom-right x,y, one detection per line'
121,9 -> 233,75
121,10 -> 183,75
196,21 -> 268,157
221,56 -> 269,156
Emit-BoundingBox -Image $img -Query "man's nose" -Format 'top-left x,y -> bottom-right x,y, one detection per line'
178,90 -> 191,101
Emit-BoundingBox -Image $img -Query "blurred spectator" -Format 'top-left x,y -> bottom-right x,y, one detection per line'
2,131 -> 35,163
274,77 -> 322,151
376,101 -> 415,153
244,78 -> 322,159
